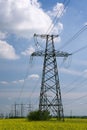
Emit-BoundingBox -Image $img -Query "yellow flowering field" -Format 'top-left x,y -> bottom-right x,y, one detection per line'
0,118 -> 87,130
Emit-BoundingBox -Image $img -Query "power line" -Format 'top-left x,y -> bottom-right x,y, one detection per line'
33,34 -> 44,50
17,59 -> 31,102
63,78 -> 87,96
17,0 -> 71,105
33,0 -> 70,50
72,43 -> 87,55
59,25 -> 87,50
25,78 -> 41,104
17,1 -> 70,102
64,93 -> 87,106
31,34 -> 71,120
62,76 -> 82,90
46,0 -> 70,34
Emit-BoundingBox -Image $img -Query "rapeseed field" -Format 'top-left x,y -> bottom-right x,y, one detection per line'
0,118 -> 87,130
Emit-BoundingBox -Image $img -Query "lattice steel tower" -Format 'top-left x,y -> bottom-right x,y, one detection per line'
31,34 -> 71,120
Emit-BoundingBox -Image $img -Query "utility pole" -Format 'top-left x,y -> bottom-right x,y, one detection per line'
31,34 -> 71,120
14,103 -> 17,117
70,110 -> 72,118
21,103 -> 24,117
28,103 -> 32,113
14,103 -> 24,117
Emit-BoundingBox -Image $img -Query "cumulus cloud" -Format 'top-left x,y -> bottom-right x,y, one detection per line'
47,3 -> 64,34
48,3 -> 64,18
21,46 -> 35,56
0,40 -> 19,60
0,0 -> 52,38
0,1 -> 65,59
52,22 -> 63,37
0,0 -> 65,39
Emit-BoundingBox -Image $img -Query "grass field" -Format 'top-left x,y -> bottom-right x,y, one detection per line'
0,118 -> 87,130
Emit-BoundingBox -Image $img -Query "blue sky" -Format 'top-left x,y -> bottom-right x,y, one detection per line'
0,0 -> 87,116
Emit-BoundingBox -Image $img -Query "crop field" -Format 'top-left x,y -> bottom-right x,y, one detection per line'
0,118 -> 87,130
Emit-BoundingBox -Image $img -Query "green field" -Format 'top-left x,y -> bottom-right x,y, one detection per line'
0,118 -> 87,130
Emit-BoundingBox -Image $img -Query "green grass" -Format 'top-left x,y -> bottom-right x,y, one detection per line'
0,118 -> 87,130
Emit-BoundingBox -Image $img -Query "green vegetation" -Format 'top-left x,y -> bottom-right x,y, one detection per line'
27,110 -> 51,121
0,118 -> 87,130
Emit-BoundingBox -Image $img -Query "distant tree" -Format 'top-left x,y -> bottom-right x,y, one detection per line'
27,110 -> 51,121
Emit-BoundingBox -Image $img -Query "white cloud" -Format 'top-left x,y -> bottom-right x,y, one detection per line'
0,0 -> 52,38
18,79 -> 24,84
28,74 -> 39,79
21,46 -> 35,56
0,40 -> 19,60
0,81 -> 8,85
0,74 -> 39,86
53,22 -> 63,36
0,1 -> 65,39
48,3 -> 64,18
47,3 -> 64,34
30,0 -> 41,8
53,3 -> 65,17
11,79 -> 24,84
0,1 -> 65,59
11,81 -> 18,84
57,22 -> 63,33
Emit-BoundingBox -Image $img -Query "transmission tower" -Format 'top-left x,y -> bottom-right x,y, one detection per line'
31,34 -> 71,120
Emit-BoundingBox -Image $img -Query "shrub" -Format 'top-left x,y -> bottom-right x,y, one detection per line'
27,110 -> 51,121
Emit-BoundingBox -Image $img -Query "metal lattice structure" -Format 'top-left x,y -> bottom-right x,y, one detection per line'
31,34 -> 71,120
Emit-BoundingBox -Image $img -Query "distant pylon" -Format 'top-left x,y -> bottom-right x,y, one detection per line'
31,34 -> 71,120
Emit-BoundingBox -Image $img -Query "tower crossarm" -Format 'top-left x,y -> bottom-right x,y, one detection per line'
55,51 -> 72,57
31,50 -> 72,57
